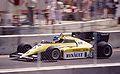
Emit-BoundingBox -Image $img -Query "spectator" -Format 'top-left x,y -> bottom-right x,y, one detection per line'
90,0 -> 97,19
42,0 -> 51,25
73,0 -> 77,6
42,7 -> 50,25
103,7 -> 108,18
115,0 -> 120,24
96,0 -> 106,18
111,0 -> 117,19
105,0 -> 117,18
82,0 -> 93,20
55,0 -> 64,24
48,0 -> 56,25
26,0 -> 37,26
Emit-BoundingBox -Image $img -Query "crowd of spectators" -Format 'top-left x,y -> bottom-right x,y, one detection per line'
0,0 -> 120,26
42,0 -> 120,25
42,0 -> 64,25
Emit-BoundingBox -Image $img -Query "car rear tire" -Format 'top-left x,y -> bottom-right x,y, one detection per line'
17,43 -> 32,53
97,42 -> 112,58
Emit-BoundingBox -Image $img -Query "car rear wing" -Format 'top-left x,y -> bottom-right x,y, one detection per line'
72,32 -> 110,43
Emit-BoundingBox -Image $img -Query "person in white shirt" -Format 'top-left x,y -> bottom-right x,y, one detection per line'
48,0 -> 56,25
55,0 -> 64,24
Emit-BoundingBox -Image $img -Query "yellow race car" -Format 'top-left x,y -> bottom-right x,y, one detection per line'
9,32 -> 112,61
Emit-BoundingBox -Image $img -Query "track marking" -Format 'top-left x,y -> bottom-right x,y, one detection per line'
0,63 -> 120,73
114,49 -> 120,52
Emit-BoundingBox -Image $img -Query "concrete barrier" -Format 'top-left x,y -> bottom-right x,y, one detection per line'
0,19 -> 117,35
38,19 -> 117,33
0,37 -> 18,54
109,32 -> 120,48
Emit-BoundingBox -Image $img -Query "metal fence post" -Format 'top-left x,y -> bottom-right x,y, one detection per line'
37,51 -> 41,67
93,32 -> 98,64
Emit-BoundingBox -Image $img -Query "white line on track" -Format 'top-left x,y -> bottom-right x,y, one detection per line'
114,49 -> 120,52
0,63 -> 120,73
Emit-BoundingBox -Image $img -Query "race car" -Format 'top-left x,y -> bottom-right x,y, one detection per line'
9,32 -> 112,61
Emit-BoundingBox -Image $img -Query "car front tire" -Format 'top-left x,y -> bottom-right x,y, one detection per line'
17,43 -> 32,53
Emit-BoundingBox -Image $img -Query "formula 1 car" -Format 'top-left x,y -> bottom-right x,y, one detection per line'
9,32 -> 112,61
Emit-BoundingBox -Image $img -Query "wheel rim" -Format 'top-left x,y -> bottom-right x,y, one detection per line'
104,46 -> 111,56
52,49 -> 60,60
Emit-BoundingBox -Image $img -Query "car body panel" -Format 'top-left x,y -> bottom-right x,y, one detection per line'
19,35 -> 93,59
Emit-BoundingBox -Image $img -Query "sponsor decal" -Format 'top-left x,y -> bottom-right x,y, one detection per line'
77,41 -> 83,45
64,52 -> 86,59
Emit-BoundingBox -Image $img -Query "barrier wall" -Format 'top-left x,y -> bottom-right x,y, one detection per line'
37,19 -> 117,33
0,19 -> 117,35
109,32 -> 120,48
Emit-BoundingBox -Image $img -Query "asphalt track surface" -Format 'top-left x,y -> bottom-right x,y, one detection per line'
0,48 -> 120,69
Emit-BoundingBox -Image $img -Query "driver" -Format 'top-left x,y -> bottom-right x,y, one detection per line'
53,33 -> 64,43
53,36 -> 60,43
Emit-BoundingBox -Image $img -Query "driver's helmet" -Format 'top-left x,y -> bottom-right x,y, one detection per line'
53,36 -> 59,41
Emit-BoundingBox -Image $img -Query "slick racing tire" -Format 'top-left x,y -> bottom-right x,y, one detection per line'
17,43 -> 32,53
46,47 -> 60,60
97,41 -> 112,58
